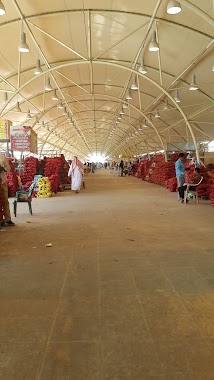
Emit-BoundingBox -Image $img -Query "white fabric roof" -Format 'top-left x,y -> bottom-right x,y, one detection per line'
0,0 -> 213,160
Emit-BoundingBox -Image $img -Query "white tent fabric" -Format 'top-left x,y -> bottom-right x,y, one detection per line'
0,0 -> 213,160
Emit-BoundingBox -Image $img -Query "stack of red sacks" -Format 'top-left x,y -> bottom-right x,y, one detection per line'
21,157 -> 38,184
0,178 -> 3,221
48,174 -> 59,193
140,161 -> 151,180
44,155 -> 69,191
152,154 -> 164,162
6,158 -> 19,196
148,162 -> 175,186
136,163 -> 143,178
165,177 -> 177,192
209,171 -> 214,206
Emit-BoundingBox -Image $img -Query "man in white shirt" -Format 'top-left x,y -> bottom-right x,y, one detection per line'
0,154 -> 15,226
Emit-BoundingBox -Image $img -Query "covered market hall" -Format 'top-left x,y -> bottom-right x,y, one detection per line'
0,1 -> 214,379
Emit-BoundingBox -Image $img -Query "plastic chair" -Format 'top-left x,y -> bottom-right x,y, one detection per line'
13,182 -> 35,217
184,176 -> 203,204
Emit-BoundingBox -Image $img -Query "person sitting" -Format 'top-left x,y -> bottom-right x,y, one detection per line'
123,164 -> 129,176
178,167 -> 201,203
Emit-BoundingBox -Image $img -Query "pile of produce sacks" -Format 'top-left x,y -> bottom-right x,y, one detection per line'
44,155 -> 69,190
48,174 -> 60,193
6,158 -> 19,196
0,178 -> 3,221
209,171 -> 214,207
165,177 -> 177,192
36,177 -> 52,198
143,161 -> 175,186
21,157 -> 38,184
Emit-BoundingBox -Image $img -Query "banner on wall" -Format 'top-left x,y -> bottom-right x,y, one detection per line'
0,119 -> 12,141
10,126 -> 38,153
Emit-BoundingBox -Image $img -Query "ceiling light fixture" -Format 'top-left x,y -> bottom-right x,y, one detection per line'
167,0 -> 182,14
18,32 -> 30,53
57,101 -> 64,109
143,120 -> 148,128
52,89 -> 58,101
138,58 -> 147,74
123,103 -> 128,109
26,110 -> 32,120
45,77 -> 52,91
117,116 -> 122,120
42,121 -> 45,127
34,59 -> 42,75
63,107 -> 67,116
126,89 -> 132,100
189,74 -> 198,91
2,91 -> 8,104
15,101 -> 21,112
164,100 -> 169,110
0,1 -> 5,15
149,31 -> 159,52
131,76 -> 138,90
155,110 -> 160,118
174,89 -> 181,103
120,110 -> 124,115
212,64 -> 214,72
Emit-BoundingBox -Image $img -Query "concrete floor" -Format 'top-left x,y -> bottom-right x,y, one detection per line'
0,169 -> 214,380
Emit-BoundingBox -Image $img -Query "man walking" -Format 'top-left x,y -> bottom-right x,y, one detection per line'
0,154 -> 15,226
175,153 -> 186,202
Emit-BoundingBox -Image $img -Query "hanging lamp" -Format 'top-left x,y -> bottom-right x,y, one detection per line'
212,64 -> 214,72
26,110 -> 32,120
164,100 -> 169,110
0,1 -> 5,15
126,89 -> 132,100
131,76 -> 138,90
174,89 -> 181,103
123,103 -> 128,109
155,110 -> 160,118
167,0 -> 182,14
15,101 -> 21,112
189,74 -> 198,91
52,89 -> 58,101
63,107 -> 67,116
149,31 -> 159,52
18,32 -> 29,53
57,101 -> 64,109
45,77 -> 52,91
34,59 -> 42,75
2,91 -> 8,105
138,58 -> 147,74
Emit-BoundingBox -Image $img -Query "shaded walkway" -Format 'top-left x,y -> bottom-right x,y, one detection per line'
0,169 -> 214,379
